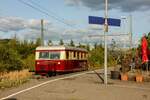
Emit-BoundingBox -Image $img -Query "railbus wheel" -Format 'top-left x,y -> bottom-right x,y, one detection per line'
52,71 -> 57,76
47,72 -> 53,77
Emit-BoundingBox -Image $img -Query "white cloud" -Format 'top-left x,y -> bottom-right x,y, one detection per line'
0,16 -> 25,32
0,16 -> 51,32
0,16 -> 139,47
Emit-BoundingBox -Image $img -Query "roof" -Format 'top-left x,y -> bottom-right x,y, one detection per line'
36,45 -> 87,52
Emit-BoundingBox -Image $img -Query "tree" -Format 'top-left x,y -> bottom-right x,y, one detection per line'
22,54 -> 35,71
78,42 -> 85,48
110,39 -> 117,51
88,46 -> 104,68
47,40 -> 53,46
0,45 -> 23,72
86,43 -> 90,51
147,32 -> 150,49
78,42 -> 81,47
94,43 -> 97,49
35,38 -> 41,46
59,39 -> 64,45
77,43 -> 90,51
69,40 -> 75,47
8,38 -> 19,49
0,38 -> 36,72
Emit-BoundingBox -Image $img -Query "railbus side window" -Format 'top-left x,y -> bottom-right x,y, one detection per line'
81,52 -> 83,59
85,53 -> 87,59
83,53 -> 85,59
71,51 -> 74,59
74,51 -> 76,58
79,52 -> 81,59
66,51 -> 69,59
69,51 -> 72,59
77,52 -> 79,59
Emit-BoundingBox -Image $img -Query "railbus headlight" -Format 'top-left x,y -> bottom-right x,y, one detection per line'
58,62 -> 61,65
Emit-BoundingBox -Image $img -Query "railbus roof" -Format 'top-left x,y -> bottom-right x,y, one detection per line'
36,46 -> 88,52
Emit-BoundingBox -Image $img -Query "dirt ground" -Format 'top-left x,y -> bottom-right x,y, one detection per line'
0,69 -> 150,100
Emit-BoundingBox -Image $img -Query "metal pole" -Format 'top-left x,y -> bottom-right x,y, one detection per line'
41,19 -> 44,46
104,0 -> 108,85
121,17 -> 126,48
129,15 -> 132,49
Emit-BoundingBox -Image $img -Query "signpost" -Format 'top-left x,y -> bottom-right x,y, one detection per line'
104,0 -> 108,85
88,0 -> 121,85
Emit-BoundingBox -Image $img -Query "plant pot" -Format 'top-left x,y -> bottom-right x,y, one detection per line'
111,71 -> 120,79
136,75 -> 143,83
121,73 -> 128,81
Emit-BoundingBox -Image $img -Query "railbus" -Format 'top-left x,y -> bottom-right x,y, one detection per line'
35,46 -> 88,76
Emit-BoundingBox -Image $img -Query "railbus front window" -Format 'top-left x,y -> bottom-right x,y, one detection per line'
39,52 -> 49,59
50,52 -> 60,59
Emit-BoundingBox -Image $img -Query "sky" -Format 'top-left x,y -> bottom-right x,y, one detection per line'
0,0 -> 150,46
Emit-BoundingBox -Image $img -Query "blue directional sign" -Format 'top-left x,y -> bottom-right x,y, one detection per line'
89,16 -> 121,27
107,18 -> 121,26
89,16 -> 104,25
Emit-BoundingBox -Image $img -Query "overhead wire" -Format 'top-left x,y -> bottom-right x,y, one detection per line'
17,0 -> 91,44
29,0 -> 66,21
17,0 -> 74,27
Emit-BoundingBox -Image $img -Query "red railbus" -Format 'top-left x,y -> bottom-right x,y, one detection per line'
35,46 -> 88,76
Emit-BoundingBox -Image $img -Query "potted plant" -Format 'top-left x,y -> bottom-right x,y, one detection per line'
120,54 -> 130,81
135,69 -> 143,82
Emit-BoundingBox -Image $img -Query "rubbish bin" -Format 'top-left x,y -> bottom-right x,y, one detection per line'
111,71 -> 120,79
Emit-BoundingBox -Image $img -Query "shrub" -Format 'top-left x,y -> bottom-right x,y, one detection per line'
88,46 -> 104,69
0,69 -> 32,89
22,54 -> 35,71
0,45 -> 23,72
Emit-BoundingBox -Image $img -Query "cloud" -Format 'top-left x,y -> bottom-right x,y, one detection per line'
65,0 -> 150,12
18,27 -> 62,41
88,25 -> 103,30
0,16 -> 139,47
0,16 -> 51,32
26,19 -> 50,30
0,16 -> 25,32
0,16 -> 59,41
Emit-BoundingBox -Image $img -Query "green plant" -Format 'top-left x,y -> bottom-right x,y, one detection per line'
22,54 -> 35,71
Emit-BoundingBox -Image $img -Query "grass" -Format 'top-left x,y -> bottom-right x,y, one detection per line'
0,69 -> 32,89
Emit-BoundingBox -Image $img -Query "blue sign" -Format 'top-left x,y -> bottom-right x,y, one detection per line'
89,16 -> 104,25
107,18 -> 121,26
89,16 -> 121,27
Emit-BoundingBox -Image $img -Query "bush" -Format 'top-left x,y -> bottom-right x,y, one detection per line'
22,54 -> 35,71
0,45 -> 23,72
88,45 -> 122,69
88,46 -> 104,69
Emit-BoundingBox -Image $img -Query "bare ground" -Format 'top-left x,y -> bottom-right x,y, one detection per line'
0,70 -> 150,100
